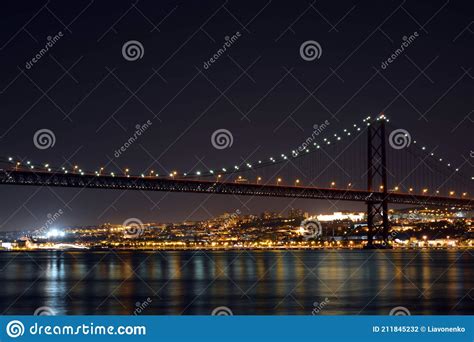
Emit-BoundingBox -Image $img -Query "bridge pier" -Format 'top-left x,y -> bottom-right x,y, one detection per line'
365,115 -> 391,249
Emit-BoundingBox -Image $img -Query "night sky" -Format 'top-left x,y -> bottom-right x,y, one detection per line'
0,0 -> 472,231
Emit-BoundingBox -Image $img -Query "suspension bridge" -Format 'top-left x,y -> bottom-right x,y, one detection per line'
0,114 -> 472,248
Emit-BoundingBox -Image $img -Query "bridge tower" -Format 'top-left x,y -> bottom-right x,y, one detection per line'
366,114 -> 390,248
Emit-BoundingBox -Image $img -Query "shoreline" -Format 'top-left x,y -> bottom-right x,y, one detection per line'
2,246 -> 473,252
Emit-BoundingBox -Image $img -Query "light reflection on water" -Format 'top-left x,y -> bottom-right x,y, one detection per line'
0,250 -> 472,315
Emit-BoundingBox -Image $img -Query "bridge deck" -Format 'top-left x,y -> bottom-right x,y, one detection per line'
1,170 -> 471,208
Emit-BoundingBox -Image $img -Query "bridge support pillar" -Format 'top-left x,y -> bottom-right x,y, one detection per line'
365,115 -> 391,249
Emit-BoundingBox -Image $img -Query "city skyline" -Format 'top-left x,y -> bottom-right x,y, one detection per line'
2,206 -> 472,251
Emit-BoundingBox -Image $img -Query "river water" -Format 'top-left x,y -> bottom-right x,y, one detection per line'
0,250 -> 472,315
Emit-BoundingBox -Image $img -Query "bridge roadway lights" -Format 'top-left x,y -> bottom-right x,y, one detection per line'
0,170 -> 472,207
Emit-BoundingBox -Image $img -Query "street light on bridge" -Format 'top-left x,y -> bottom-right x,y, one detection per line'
277,178 -> 282,185
295,179 -> 300,186
330,181 -> 336,188
256,176 -> 262,184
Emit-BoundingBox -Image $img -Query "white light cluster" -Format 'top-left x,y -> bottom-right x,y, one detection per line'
46,229 -> 65,238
